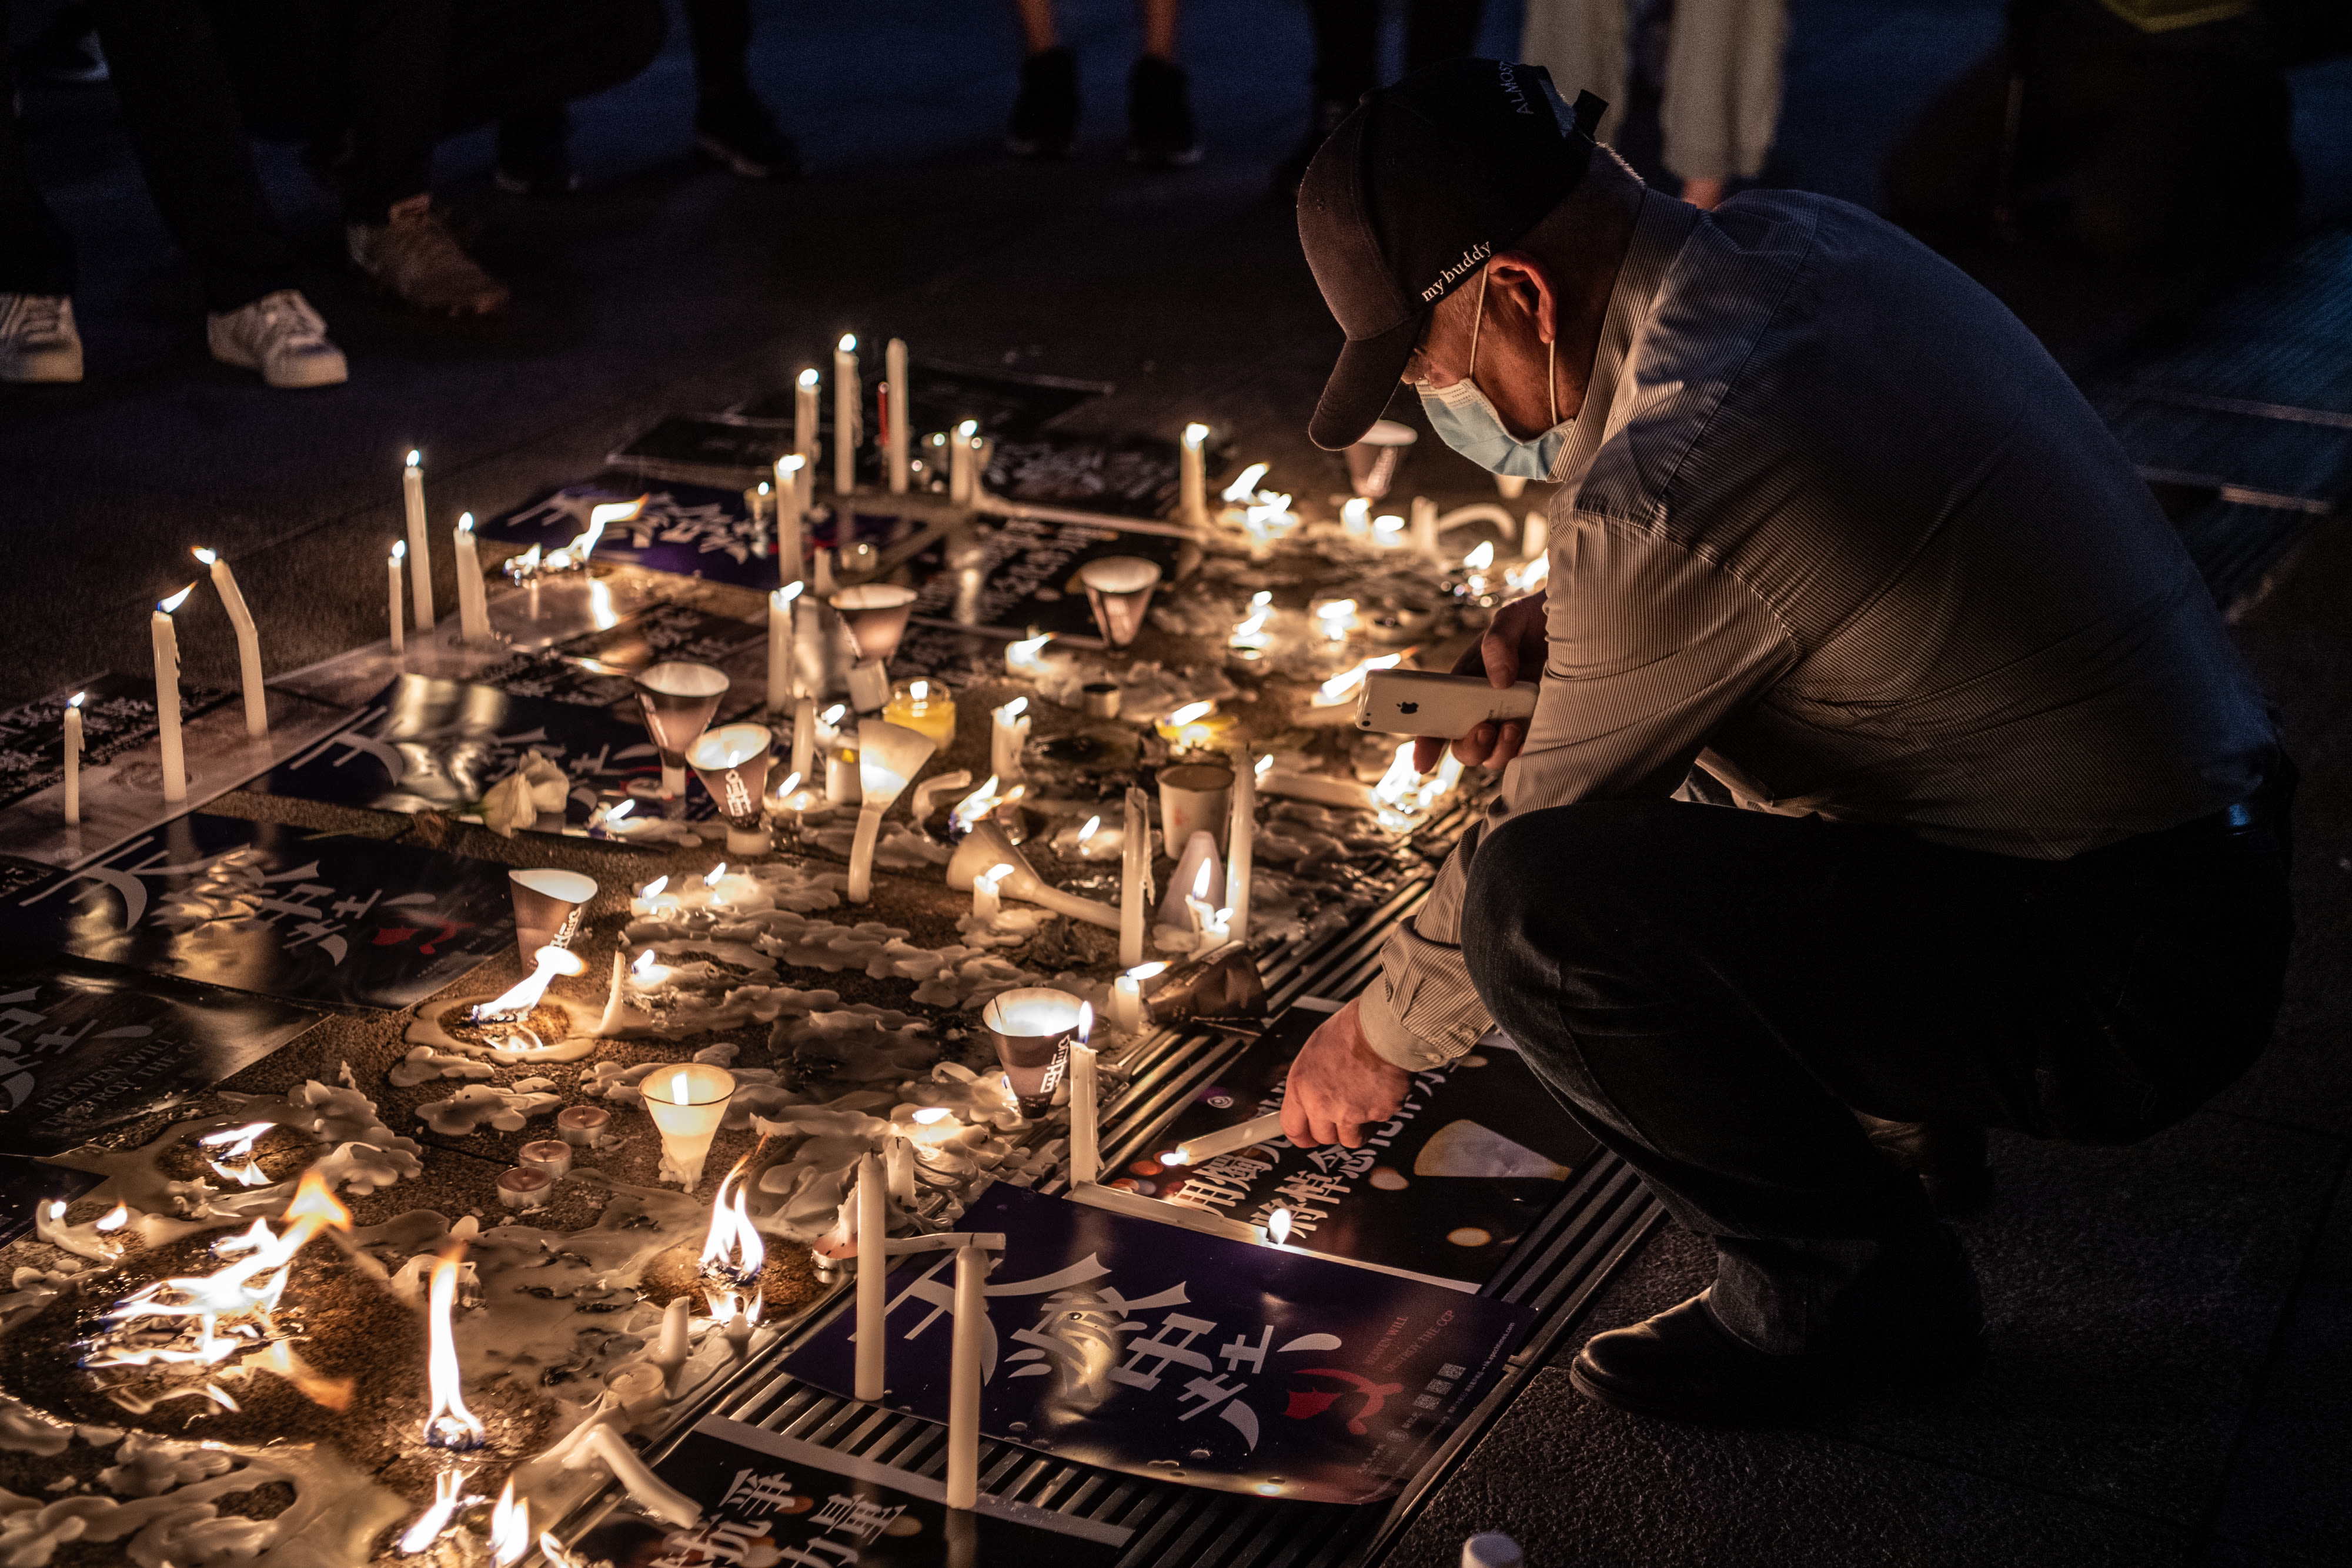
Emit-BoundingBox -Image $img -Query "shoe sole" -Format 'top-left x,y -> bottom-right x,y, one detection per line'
0,349 -> 84,383
1568,1330 -> 1987,1427
694,136 -> 794,181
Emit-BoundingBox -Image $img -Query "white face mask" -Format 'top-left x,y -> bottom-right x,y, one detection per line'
1415,268 -> 1572,482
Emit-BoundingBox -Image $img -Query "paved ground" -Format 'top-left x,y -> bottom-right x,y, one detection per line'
5,1 -> 2350,1563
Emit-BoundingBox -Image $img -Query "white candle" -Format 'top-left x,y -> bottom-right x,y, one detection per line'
152,585 -> 192,803
193,548 -> 267,739
402,449 -> 436,628
1412,494 -> 1439,559
1110,972 -> 1143,1035
855,1152 -> 887,1402
946,1243 -> 986,1509
1165,1110 -> 1288,1168
990,697 -> 1030,785
1070,1008 -> 1100,1186
948,419 -> 977,506
1524,510 -> 1549,560
1227,743 -> 1255,945
774,454 -> 805,590
971,863 -> 1009,923
826,748 -> 861,807
61,692 -> 83,825
886,337 -> 910,494
652,1294 -> 692,1393
834,335 -> 860,496
1180,422 -> 1208,528
453,513 -> 492,643
795,366 -> 820,469
1120,785 -> 1148,969
766,583 -> 801,711
790,694 -> 816,788
387,543 -> 406,654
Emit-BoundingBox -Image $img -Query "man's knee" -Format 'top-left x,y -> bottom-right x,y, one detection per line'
1461,800 -> 1676,999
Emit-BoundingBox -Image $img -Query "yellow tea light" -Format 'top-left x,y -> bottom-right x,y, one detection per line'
881,678 -> 958,750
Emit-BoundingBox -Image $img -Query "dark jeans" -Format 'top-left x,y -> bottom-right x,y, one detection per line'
1308,0 -> 1486,106
683,0 -> 755,110
1461,772 -> 2293,1353
206,0 -> 665,224
0,0 -> 295,307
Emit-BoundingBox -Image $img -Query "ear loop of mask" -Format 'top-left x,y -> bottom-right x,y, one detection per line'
1464,265 -> 1559,427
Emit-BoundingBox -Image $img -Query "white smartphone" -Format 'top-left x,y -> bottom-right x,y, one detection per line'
1354,668 -> 1541,737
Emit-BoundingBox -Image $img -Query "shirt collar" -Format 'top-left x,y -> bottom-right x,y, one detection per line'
1551,188 -> 1700,484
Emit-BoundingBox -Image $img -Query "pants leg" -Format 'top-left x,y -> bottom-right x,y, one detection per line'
1460,794 -> 2290,1351
436,0 -> 666,136
1402,0 -> 1486,75
681,0 -> 753,109
1882,45 -> 2012,241
1656,0 -> 1786,183
1519,0 -> 1629,146
1308,0 -> 1379,105
86,0 -> 297,310
0,0 -> 79,296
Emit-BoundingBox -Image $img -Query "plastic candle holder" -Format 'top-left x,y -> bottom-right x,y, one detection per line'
640,1064 -> 736,1191
633,661 -> 731,797
980,987 -> 1087,1116
689,722 -> 776,856
507,869 -> 597,965
1077,556 -> 1164,648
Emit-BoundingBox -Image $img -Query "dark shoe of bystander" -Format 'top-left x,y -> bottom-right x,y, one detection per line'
346,198 -> 510,318
1127,55 -> 1200,169
1007,45 -> 1080,159
694,95 -> 802,182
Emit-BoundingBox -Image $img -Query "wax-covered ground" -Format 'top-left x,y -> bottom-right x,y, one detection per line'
5,1 -> 2351,1563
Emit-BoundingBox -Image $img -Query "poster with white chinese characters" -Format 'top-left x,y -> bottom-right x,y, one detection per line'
0,956 -> 318,1154
248,675 -> 720,842
897,516 -> 1192,642
783,1185 -> 1532,1505
0,815 -> 514,1011
0,1155 -> 102,1249
582,1417 -> 1127,1567
1124,1006 -> 1599,1289
0,674 -> 238,814
463,601 -> 767,714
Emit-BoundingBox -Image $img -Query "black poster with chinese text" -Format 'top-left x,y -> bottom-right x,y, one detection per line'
1128,1008 -> 1598,1289
0,674 -> 237,814
606,1417 -> 1126,1567
784,1184 -> 1531,1505
463,601 -> 766,713
0,957 -> 318,1154
900,516 -> 1191,641
0,814 -> 513,1011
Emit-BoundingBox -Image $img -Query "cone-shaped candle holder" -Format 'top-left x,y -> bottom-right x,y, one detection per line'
830,583 -> 919,663
846,719 -> 937,902
1078,556 -> 1164,649
980,986 -> 1085,1116
507,868 -> 596,964
946,820 -> 1121,929
690,722 -> 776,856
634,661 -> 731,797
640,1062 -> 735,1191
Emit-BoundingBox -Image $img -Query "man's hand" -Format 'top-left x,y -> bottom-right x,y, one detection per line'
1281,998 -> 1412,1149
1414,587 -> 1548,773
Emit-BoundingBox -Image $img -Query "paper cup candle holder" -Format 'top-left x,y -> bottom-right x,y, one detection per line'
830,582 -> 919,712
846,718 -> 937,902
507,868 -> 596,964
980,986 -> 1087,1116
1158,761 -> 1233,854
640,1062 -> 736,1191
633,660 -> 731,797
1078,555 -> 1164,649
689,722 -> 776,856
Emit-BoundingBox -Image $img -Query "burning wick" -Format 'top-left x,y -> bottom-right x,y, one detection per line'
1267,1208 -> 1295,1246
199,1121 -> 278,1188
421,1243 -> 485,1450
697,1158 -> 767,1289
488,1478 -> 531,1567
703,861 -> 728,888
469,944 -> 587,1024
397,1468 -> 472,1557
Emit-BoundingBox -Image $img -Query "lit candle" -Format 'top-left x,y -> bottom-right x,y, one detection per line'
847,720 -> 936,902
192,547 -> 267,739
834,335 -> 860,495
1120,785 -> 1148,969
1164,830 -> 1224,930
61,692 -> 83,825
1070,1004 -> 1100,1186
971,862 -> 1010,922
1342,497 -> 1373,541
1164,1110 -> 1288,1168
1110,969 -> 1144,1035
1372,511 -> 1408,550
1411,495 -> 1439,558
794,366 -> 820,470
402,449 -> 436,628
948,419 -> 978,506
1158,761 -> 1233,851
453,513 -> 492,643
640,1064 -> 735,1191
1155,700 -> 1236,754
387,543 -> 406,654
767,583 -> 801,712
886,337 -> 910,494
946,1242 -> 987,1509
990,696 -> 1030,784
854,1151 -> 887,1402
652,1294 -> 693,1393
774,454 -> 805,590
152,584 -> 192,803
881,679 -> 958,750
1180,422 -> 1209,528
1004,631 -> 1055,680
1227,743 -> 1255,945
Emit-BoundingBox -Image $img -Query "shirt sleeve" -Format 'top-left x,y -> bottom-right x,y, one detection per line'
1358,515 -> 1800,1070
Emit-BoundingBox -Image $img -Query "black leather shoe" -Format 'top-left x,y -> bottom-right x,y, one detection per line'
1007,46 -> 1081,159
1857,1113 -> 1994,1217
1571,1288 -> 1986,1426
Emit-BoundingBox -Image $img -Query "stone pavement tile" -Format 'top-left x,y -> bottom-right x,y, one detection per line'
2200,1164 -> 2352,1567
1391,1364 -> 2193,1568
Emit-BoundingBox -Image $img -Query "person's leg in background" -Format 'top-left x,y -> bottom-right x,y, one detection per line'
86,0 -> 345,385
20,0 -> 108,85
1656,0 -> 1785,209
1880,41 -> 2014,245
678,0 -> 799,182
1401,0 -> 1485,74
1271,0 -> 1376,197
1126,0 -> 1197,168
1006,0 -> 1080,159
0,0 -> 87,381
1519,0 -> 1630,147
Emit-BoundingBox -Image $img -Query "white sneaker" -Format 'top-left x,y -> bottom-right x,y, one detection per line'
206,289 -> 349,389
0,294 -> 84,383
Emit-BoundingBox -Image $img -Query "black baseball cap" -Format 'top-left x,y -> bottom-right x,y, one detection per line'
1298,60 -> 1606,452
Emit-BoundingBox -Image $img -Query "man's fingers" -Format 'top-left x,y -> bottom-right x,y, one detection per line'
1280,1092 -> 1311,1149
1479,623 -> 1520,688
1487,720 -> 1528,769
1446,640 -> 1487,680
1451,723 -> 1496,767
1412,735 -> 1446,773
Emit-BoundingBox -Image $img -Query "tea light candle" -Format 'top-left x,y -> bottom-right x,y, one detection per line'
971,862 -> 1011,922
519,1139 -> 573,1177
881,680 -> 958,750
556,1105 -> 610,1147
990,696 -> 1030,783
641,1064 -> 735,1191
496,1166 -> 552,1210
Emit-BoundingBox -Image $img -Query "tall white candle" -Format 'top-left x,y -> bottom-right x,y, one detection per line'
946,1243 -> 987,1510
1120,785 -> 1148,969
193,547 -> 266,739
1412,494 -> 1439,559
453,513 -> 492,642
885,337 -> 910,494
1070,1008 -> 1100,1186
949,420 -> 977,506
773,455 -> 805,590
790,695 -> 816,790
1110,971 -> 1144,1035
854,1152 -> 887,1402
61,693 -> 83,825
387,544 -> 406,655
767,584 -> 801,712
990,697 -> 1030,785
834,335 -> 860,496
1227,743 -> 1255,945
795,366 -> 820,467
402,450 -> 436,629
152,586 -> 192,803
1180,422 -> 1209,528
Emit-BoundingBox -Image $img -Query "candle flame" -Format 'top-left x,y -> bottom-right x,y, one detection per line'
489,1478 -> 530,1566
821,704 -> 845,725
1078,813 -> 1101,840
1008,631 -> 1053,667
95,1202 -> 129,1231
1000,696 -> 1027,719
422,1242 -> 485,1449
1191,858 -> 1214,898
192,547 -> 218,566
633,948 -> 659,975
1519,551 -> 1551,590
775,769 -> 801,800
1314,653 -> 1403,707
1077,1001 -> 1093,1045
67,691 -> 85,710
640,875 -> 669,900
698,1154 -> 767,1285
391,541 -> 406,561
910,680 -> 930,701
1315,598 -> 1359,621
1222,463 -> 1271,504
838,334 -> 857,353
459,511 -> 475,534
1126,961 -> 1169,980
603,797 -> 635,824
782,453 -> 804,474
950,774 -> 1004,834
159,584 -> 195,614
397,1467 -> 469,1556
1373,513 -> 1405,538
1255,754 -> 1272,777
704,862 -> 728,887
956,419 -> 978,440
670,1069 -> 692,1103
913,1106 -> 953,1125
406,449 -> 422,469
1342,497 -> 1371,529
799,367 -> 820,389
469,945 -> 587,1022
778,580 -> 804,606
1169,700 -> 1217,726
1267,1208 -> 1294,1246
1464,541 -> 1495,571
